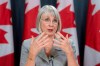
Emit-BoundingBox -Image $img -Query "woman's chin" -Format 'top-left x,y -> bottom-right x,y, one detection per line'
46,32 -> 55,36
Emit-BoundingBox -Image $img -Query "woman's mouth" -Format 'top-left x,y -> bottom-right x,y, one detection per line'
48,29 -> 53,32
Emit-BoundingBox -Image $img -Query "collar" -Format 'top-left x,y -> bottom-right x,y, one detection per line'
38,47 -> 61,63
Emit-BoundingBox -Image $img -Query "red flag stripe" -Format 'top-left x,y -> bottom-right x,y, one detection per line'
84,0 -> 100,66
23,6 -> 39,40
0,0 -> 14,66
57,0 -> 79,64
0,53 -> 14,66
0,2 -> 12,25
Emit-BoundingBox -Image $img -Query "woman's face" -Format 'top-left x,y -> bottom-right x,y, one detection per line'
40,12 -> 58,36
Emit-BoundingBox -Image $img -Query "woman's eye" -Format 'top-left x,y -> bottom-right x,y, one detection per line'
53,19 -> 58,23
45,18 -> 49,22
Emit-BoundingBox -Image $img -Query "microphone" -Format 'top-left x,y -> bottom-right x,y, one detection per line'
49,55 -> 53,61
51,55 -> 54,59
49,55 -> 54,66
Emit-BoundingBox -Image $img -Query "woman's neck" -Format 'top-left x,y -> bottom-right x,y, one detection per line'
45,35 -> 54,57
48,35 -> 54,39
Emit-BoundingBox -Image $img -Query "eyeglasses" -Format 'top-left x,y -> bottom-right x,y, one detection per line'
40,18 -> 58,25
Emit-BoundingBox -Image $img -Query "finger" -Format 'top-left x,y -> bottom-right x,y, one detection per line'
59,38 -> 64,42
65,34 -> 68,39
53,43 -> 61,48
39,38 -> 50,46
53,39 -> 61,45
38,35 -> 48,43
36,32 -> 45,41
32,36 -> 35,40
57,32 -> 66,40
40,42 -> 49,49
39,40 -> 51,49
31,36 -> 35,45
65,34 -> 70,43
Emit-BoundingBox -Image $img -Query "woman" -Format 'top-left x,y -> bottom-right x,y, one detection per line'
20,5 -> 78,66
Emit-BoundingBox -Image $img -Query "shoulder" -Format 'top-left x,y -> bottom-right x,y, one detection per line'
69,39 -> 77,57
22,36 -> 39,50
69,39 -> 76,49
22,38 -> 32,50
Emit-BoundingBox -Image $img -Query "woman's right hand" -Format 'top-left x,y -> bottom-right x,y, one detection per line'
28,32 -> 50,60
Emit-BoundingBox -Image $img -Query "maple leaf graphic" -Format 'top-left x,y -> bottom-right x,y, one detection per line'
86,0 -> 100,52
59,5 -> 76,37
0,2 -> 12,25
23,5 -> 39,40
0,29 -> 8,44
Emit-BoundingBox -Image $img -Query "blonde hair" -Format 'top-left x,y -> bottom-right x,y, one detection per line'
36,5 -> 62,33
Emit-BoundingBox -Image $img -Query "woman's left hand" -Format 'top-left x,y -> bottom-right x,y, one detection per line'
53,32 -> 74,55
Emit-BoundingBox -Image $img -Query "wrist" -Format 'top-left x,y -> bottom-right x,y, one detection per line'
65,51 -> 75,58
28,53 -> 36,61
26,55 -> 35,66
28,56 -> 35,61
65,50 -> 74,55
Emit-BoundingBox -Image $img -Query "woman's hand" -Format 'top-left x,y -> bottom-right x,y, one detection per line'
53,32 -> 74,55
53,32 -> 78,66
29,32 -> 50,60
26,32 -> 50,66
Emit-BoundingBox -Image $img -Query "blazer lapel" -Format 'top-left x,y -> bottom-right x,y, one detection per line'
38,49 -> 49,63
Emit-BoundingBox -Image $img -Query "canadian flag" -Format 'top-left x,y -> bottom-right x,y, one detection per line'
22,0 -> 40,46
84,0 -> 100,66
57,0 -> 79,63
0,0 -> 14,66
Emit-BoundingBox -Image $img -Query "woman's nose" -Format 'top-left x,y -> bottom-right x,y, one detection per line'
49,21 -> 53,26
